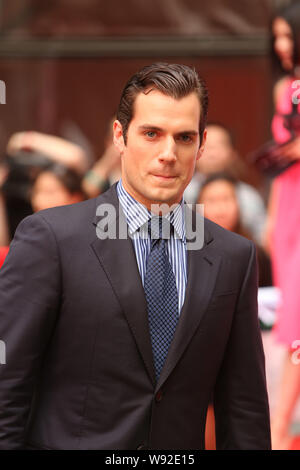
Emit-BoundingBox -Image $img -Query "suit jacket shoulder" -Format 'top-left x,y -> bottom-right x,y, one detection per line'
204,216 -> 253,252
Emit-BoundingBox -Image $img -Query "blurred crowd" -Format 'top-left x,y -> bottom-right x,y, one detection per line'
1,2 -> 300,451
0,117 -> 121,246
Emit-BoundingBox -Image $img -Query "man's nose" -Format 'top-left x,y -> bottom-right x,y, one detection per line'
158,137 -> 177,162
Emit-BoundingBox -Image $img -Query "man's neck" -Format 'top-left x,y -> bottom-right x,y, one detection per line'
119,179 -> 183,216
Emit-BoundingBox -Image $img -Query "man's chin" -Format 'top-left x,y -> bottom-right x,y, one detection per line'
124,181 -> 183,209
145,187 -> 182,208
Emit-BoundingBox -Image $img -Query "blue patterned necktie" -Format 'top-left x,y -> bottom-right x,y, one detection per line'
144,216 -> 179,382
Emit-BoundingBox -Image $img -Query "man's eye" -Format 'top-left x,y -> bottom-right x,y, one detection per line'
145,131 -> 157,138
179,135 -> 192,143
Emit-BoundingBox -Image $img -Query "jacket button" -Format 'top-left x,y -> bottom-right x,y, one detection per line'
155,390 -> 163,402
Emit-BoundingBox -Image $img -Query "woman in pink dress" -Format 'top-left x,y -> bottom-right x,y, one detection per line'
266,3 -> 300,449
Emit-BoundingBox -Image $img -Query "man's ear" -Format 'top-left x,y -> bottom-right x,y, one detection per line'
113,120 -> 125,155
196,128 -> 207,161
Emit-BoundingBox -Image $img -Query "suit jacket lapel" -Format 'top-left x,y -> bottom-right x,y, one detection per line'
91,185 -> 156,386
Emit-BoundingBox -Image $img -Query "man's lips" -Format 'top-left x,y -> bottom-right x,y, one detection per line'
151,174 -> 177,179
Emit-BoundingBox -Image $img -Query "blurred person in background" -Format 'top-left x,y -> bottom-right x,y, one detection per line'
1,126 -> 120,245
0,159 -> 10,247
82,116 -> 121,198
184,122 -> 267,244
1,150 -> 33,244
263,2 -> 300,450
197,172 -> 272,288
0,155 -> 10,268
30,163 -> 86,213
6,131 -> 89,176
1,156 -> 86,267
2,131 -> 90,242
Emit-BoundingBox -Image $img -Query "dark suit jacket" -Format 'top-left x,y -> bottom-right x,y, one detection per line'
0,184 -> 271,450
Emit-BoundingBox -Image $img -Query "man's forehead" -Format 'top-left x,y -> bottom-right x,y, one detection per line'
132,89 -> 201,123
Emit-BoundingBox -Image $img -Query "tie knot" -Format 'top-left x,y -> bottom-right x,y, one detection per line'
148,216 -> 172,241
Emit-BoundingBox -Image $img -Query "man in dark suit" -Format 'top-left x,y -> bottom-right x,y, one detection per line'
0,63 -> 271,450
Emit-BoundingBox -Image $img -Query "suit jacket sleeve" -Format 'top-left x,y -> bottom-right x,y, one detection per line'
213,240 -> 271,450
0,213 -> 61,449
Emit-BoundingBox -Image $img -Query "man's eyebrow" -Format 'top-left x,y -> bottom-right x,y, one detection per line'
138,125 -> 199,135
177,130 -> 199,136
138,125 -> 164,132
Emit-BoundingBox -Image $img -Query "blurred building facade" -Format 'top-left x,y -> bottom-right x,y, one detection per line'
0,0 -> 295,186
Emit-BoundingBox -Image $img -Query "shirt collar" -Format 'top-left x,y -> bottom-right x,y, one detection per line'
117,179 -> 186,243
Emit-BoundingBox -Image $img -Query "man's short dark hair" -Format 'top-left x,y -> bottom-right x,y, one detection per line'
117,62 -> 209,145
